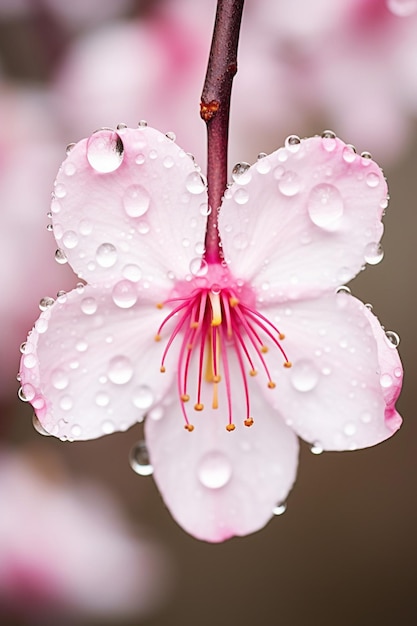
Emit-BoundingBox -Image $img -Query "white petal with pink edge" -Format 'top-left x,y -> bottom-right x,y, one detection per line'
145,356 -> 299,543
19,286 -> 175,441
219,135 -> 387,302
259,292 -> 402,451
51,126 -> 208,299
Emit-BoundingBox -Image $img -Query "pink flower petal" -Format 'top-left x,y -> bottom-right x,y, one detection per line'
219,135 -> 387,302
261,293 -> 402,451
19,286 -> 175,440
51,126 -> 207,300
145,356 -> 299,543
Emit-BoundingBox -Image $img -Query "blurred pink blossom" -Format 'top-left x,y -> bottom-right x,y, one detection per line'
0,446 -> 169,620
0,83 -> 74,398
19,126 -> 402,541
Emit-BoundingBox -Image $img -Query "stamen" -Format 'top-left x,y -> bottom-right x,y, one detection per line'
209,292 -> 222,326
244,417 -> 254,427
184,424 -> 194,432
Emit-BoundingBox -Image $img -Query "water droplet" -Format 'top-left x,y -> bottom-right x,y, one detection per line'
62,230 -> 78,249
189,258 -> 208,277
59,395 -> 73,410
197,451 -> 232,489
385,330 -> 400,347
116,122 -> 127,130
94,391 -> 109,407
46,223 -> 53,232
71,424 -> 82,437
185,171 -> 206,194
285,135 -> 301,153
234,188 -> 249,205
79,219 -> 93,236
307,183 -> 344,228
54,183 -> 66,198
55,249 -> 68,264
86,129 -> 124,173
232,162 -> 251,184
80,297 -> 97,315
39,296 -> 55,311
366,172 -> 380,188
149,149 -> 158,160
321,130 -> 337,151
278,171 -> 301,197
76,282 -> 85,294
112,280 -> 137,308
135,153 -> 145,165
342,145 -> 356,163
23,354 -> 37,369
394,367 -> 402,378
20,342 -> 28,354
108,356 -> 133,385
102,420 -> 115,434
165,131 -> 176,141
361,412 -> 372,424
364,242 -> 384,265
129,441 -> 153,476
344,422 -> 357,436
256,156 -> 271,174
66,142 -> 76,155
51,368 -> 69,390
163,155 -> 174,169
361,151 -> 372,161
148,406 -> 164,421
290,360 -> 320,392
132,385 -> 154,410
76,340 -> 88,352
272,502 -> 287,515
336,285 -> 351,295
122,264 -> 142,282
123,184 -> 150,217
199,202 -> 211,216
138,120 -> 148,127
63,162 -> 76,176
386,0 -> 417,16
310,442 -> 323,455
380,373 -> 393,388
96,243 -> 118,268
19,383 -> 36,402
32,414 -> 51,436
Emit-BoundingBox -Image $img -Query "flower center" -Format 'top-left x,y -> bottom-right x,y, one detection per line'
155,269 -> 291,431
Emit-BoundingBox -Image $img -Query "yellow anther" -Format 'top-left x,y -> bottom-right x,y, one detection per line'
184,424 -> 194,432
181,394 -> 190,402
156,303 -> 164,309
194,403 -> 204,411
226,423 -> 236,432
249,369 -> 258,377
160,366 -> 166,373
229,296 -> 239,307
267,381 -> 276,389
212,375 -> 221,383
283,361 -> 292,368
279,333 -> 285,340
261,345 -> 269,353
244,417 -> 254,427
154,334 -> 162,342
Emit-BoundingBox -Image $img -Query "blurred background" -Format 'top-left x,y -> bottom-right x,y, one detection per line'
0,0 -> 416,624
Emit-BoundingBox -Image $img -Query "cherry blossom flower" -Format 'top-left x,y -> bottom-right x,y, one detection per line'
0,446 -> 169,620
19,125 -> 403,542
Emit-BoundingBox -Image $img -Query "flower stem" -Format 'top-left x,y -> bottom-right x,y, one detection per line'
201,0 -> 245,263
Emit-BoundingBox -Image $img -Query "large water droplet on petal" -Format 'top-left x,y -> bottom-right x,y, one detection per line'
129,441 -> 153,476
189,258 -> 208,277
96,243 -> 118,268
307,183 -> 344,229
32,414 -> 51,436
39,296 -> 55,311
123,184 -> 150,217
234,188 -> 249,204
285,135 -> 301,153
55,249 -> 68,264
112,280 -> 137,308
80,297 -> 97,315
197,451 -> 232,489
62,230 -> 79,249
51,368 -> 69,390
86,129 -> 124,173
272,502 -> 287,515
108,356 -> 133,385
290,360 -> 320,392
385,330 -> 400,347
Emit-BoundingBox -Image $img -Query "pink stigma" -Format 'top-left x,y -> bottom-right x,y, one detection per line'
155,268 -> 291,431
